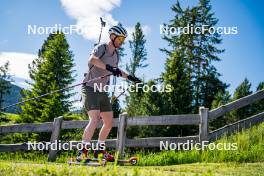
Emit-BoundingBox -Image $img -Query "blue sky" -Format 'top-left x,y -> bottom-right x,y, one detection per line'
0,0 -> 263,107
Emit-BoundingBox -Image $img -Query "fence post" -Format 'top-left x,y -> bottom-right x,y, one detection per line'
116,112 -> 127,160
199,107 -> 209,143
48,116 -> 63,162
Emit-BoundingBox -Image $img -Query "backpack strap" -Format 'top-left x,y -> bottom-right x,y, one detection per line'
111,49 -> 119,97
84,44 -> 107,77
88,43 -> 107,72
115,49 -> 120,65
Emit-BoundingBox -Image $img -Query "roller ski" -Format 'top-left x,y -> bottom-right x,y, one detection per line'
93,149 -> 138,165
69,148 -> 138,166
68,157 -> 106,167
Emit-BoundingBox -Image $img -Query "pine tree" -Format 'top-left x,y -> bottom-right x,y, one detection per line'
195,0 -> 229,109
253,82 -> 264,114
160,1 -> 196,115
161,0 -> 228,114
20,32 -> 76,123
125,22 -> 148,116
211,90 -> 231,109
157,0 -> 229,136
230,78 -> 253,122
0,62 -> 12,114
210,90 -> 231,129
126,22 -> 148,76
200,66 -> 229,109
161,51 -> 193,114
124,22 -> 149,139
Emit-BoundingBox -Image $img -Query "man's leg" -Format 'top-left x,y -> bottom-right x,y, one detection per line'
82,110 -> 100,142
93,111 -> 114,161
98,111 -> 113,141
77,110 -> 100,161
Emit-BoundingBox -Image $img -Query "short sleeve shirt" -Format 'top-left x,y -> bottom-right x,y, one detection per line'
83,43 -> 119,91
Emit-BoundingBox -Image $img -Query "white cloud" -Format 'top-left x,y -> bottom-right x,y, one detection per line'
60,0 -> 121,43
0,52 -> 36,88
60,0 -> 151,42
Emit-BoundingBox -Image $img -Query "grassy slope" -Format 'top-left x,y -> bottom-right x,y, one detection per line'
137,122 -> 264,165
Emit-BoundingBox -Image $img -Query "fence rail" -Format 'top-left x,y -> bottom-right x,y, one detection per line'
0,89 -> 264,161
209,111 -> 264,141
127,114 -> 200,126
0,118 -> 119,134
209,89 -> 264,121
0,114 -> 199,134
0,122 -> 53,134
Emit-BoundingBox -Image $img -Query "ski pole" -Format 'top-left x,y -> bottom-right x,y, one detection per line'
95,17 -> 106,46
1,74 -> 112,111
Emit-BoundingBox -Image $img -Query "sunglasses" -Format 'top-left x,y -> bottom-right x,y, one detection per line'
116,36 -> 125,43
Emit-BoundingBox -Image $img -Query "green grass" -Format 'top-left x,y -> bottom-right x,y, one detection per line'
0,121 -> 263,166
0,161 -> 263,176
0,113 -> 20,125
137,121 -> 264,166
0,115 -> 263,175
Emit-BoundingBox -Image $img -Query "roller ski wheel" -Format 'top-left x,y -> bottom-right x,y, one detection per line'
117,157 -> 138,165
88,156 -> 137,165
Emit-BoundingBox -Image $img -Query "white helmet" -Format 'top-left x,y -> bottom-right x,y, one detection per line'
108,23 -> 127,38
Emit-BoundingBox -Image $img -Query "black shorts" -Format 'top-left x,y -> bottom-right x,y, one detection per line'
81,86 -> 112,112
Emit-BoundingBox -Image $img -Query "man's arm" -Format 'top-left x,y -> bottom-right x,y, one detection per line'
90,54 -> 140,82
89,54 -> 106,69
89,54 -> 123,77
90,54 -> 129,78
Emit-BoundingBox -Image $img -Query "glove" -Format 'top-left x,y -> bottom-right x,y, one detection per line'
127,75 -> 141,83
105,64 -> 122,77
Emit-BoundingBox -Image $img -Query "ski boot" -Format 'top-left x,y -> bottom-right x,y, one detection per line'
76,144 -> 91,163
94,149 -> 115,162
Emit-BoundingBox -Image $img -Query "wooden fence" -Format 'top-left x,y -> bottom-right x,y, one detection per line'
0,89 -> 264,162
